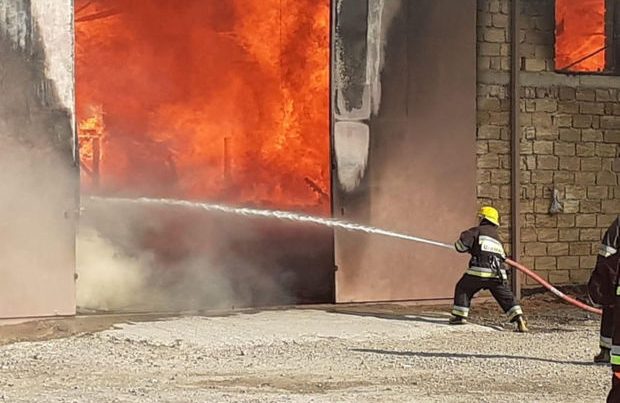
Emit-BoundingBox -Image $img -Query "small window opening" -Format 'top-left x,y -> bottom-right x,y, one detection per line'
555,0 -> 609,73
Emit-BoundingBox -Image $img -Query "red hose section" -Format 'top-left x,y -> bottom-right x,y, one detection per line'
505,258 -> 602,315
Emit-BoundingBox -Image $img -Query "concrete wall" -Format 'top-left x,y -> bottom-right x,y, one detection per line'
0,0 -> 77,319
477,0 -> 620,285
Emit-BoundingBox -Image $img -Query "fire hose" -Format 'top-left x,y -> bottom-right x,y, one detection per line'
504,258 -> 602,315
435,240 -> 601,315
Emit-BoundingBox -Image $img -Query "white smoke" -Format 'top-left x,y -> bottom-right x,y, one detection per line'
75,200 -> 297,312
76,227 -> 150,311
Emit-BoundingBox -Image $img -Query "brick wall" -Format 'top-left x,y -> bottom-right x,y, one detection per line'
477,0 -> 620,285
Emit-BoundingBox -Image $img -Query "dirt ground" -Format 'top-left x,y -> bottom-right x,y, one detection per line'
0,292 -> 611,402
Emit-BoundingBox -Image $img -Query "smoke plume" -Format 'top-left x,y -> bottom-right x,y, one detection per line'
75,200 -> 311,312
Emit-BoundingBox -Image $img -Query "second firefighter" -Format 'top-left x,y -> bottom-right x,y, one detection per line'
588,216 -> 620,363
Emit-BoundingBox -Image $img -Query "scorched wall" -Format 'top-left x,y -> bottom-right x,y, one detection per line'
0,0 -> 77,319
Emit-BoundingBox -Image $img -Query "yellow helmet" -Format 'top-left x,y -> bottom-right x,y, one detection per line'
479,206 -> 500,226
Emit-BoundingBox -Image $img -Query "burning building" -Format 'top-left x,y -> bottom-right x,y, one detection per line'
0,0 -> 618,320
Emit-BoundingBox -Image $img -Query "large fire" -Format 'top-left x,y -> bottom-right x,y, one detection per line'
75,0 -> 330,214
555,0 -> 606,72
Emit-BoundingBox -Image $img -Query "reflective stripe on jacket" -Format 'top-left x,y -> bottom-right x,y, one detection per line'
601,217 -> 620,258
466,266 -> 508,279
610,276 -> 620,367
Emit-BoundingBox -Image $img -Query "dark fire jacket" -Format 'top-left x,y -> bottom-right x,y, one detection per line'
455,221 -> 507,280
588,217 -> 620,306
609,258 -> 620,368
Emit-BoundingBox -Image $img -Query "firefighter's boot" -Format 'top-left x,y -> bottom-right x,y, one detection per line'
515,315 -> 528,333
594,347 -> 611,364
448,315 -> 467,325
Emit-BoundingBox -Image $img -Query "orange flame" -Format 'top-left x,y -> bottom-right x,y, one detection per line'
555,0 -> 606,72
76,0 -> 330,214
77,105 -> 105,189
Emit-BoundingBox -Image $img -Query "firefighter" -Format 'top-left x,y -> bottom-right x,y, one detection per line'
588,217 -> 620,363
604,254 -> 620,402
449,206 -> 528,332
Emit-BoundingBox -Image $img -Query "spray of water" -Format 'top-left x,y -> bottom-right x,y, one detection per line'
87,196 -> 455,251
82,196 -> 605,316
144,195 -> 597,316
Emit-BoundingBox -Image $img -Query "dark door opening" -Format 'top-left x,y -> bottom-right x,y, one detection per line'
74,0 -> 334,311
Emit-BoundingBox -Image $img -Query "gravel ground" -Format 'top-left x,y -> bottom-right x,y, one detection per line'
0,299 -> 611,402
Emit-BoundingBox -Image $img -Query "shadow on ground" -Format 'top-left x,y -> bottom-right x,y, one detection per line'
352,348 -> 597,367
324,308 -> 512,331
325,309 -> 450,325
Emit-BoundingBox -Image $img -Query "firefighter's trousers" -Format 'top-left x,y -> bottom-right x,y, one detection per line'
601,306 -> 614,350
451,273 -> 523,321
608,371 -> 620,403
